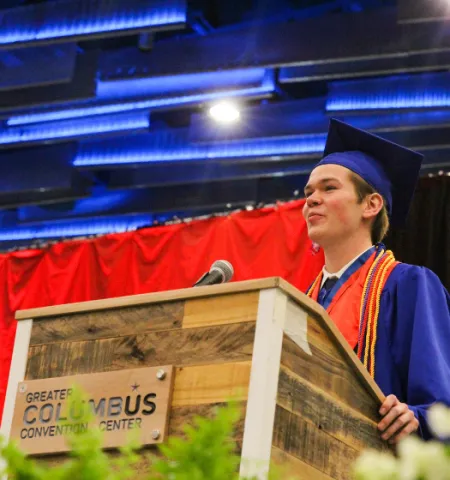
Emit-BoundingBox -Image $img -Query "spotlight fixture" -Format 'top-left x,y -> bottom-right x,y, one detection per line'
209,101 -> 240,123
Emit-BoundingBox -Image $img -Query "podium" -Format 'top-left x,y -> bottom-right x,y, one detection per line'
1,277 -> 389,479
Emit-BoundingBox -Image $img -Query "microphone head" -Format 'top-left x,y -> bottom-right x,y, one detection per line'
210,260 -> 234,283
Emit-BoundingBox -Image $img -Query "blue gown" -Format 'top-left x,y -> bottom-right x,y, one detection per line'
375,263 -> 450,439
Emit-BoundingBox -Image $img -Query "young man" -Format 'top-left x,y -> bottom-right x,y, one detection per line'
303,119 -> 450,443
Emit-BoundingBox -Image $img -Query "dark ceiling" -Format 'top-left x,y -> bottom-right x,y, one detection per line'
0,0 -> 449,250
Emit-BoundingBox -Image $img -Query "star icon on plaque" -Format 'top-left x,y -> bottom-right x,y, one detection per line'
131,382 -> 140,391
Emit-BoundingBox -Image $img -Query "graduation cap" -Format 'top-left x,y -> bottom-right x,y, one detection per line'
315,118 -> 424,226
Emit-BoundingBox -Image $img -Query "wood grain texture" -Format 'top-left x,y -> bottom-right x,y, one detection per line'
183,292 -> 258,329
26,322 -> 256,380
272,405 -> 360,480
276,367 -> 389,452
29,301 -> 184,345
281,333 -> 379,421
271,446 -> 334,480
17,277 -> 384,426
173,362 -> 251,406
14,274 -> 393,412
16,278 -> 280,320
168,402 -> 246,441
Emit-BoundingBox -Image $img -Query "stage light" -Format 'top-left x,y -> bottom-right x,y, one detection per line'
7,83 -> 273,126
209,101 -> 240,123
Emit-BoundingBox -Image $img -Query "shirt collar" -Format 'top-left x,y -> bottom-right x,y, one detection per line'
321,246 -> 373,287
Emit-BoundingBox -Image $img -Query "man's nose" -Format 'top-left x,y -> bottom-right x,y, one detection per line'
306,192 -> 321,207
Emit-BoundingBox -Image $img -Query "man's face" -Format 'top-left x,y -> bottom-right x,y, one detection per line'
302,164 -> 366,247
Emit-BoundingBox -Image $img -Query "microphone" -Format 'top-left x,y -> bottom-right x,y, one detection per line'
193,260 -> 234,287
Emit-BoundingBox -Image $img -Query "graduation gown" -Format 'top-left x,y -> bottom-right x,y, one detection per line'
308,257 -> 450,439
375,263 -> 450,439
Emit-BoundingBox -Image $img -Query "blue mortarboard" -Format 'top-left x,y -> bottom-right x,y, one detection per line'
315,118 -> 424,226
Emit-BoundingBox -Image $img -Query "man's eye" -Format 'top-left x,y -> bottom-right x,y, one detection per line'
325,186 -> 336,191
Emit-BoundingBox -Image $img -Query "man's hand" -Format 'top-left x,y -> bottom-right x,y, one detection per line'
378,394 -> 419,444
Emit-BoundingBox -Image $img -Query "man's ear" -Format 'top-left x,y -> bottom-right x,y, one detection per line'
362,193 -> 384,220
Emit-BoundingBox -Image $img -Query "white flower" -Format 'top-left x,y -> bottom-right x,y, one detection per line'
354,412 -> 450,480
353,450 -> 399,480
397,437 -> 424,480
398,436 -> 450,480
428,403 -> 450,438
422,445 -> 450,480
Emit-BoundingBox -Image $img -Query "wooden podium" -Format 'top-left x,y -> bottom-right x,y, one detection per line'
1,277 -> 389,479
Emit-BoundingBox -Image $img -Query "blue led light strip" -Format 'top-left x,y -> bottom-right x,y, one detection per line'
0,114 -> 149,144
74,134 -> 326,166
327,95 -> 450,111
7,84 -> 275,126
326,73 -> 450,111
0,215 -> 153,241
96,68 -> 269,99
0,3 -> 186,45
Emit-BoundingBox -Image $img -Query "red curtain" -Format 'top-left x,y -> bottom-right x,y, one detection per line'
0,199 -> 324,423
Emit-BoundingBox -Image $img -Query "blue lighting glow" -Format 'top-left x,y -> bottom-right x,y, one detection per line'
18,189 -> 138,223
97,68 -> 269,99
8,79 -> 275,126
327,73 -> 450,111
0,3 -> 186,45
1,113 -> 149,144
344,110 -> 450,131
0,215 -> 153,241
74,134 -> 326,166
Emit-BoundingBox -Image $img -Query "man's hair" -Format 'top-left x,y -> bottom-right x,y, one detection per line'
349,172 -> 390,244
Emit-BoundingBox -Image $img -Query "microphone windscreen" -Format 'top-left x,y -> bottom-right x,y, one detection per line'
210,260 -> 234,283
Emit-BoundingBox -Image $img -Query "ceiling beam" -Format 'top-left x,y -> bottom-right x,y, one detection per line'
0,43 -> 77,91
100,7 -> 450,80
398,0 -> 450,24
0,50 -> 98,112
0,0 -> 186,49
103,159 -> 316,189
279,51 -> 450,83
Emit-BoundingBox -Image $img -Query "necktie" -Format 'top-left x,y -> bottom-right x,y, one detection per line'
317,276 -> 338,306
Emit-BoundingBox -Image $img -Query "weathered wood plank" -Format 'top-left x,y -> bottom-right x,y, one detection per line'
183,292 -> 258,329
306,313 -> 345,359
26,322 -> 256,380
277,367 -> 388,452
272,405 -> 360,480
16,278 -> 280,320
281,334 -> 379,421
271,446 -> 334,480
29,301 -> 184,345
168,402 -> 246,441
305,312 -> 381,407
173,362 -> 251,406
